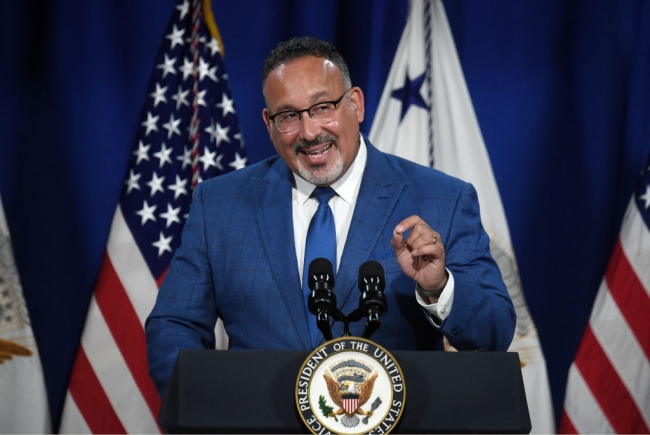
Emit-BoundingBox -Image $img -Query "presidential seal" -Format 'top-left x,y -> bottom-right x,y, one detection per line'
295,337 -> 405,435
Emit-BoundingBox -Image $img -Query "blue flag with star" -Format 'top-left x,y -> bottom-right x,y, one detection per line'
391,72 -> 428,122
369,1 -> 556,433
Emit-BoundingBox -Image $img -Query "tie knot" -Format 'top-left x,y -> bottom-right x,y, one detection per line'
313,186 -> 336,205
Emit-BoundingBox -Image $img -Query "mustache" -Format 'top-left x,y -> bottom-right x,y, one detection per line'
293,135 -> 337,153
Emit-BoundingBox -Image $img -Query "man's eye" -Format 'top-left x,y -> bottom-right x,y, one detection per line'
313,104 -> 332,113
280,112 -> 299,121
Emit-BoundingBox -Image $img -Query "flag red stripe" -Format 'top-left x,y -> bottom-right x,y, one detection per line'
575,325 -> 649,434
156,267 -> 168,288
94,253 -> 162,423
68,346 -> 126,434
559,410 -> 578,434
606,240 -> 650,360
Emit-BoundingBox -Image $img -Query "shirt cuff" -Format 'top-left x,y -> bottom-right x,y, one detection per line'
415,268 -> 455,323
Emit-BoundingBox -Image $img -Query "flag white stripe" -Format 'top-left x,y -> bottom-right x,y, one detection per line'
562,179 -> 650,433
110,191 -> 229,350
591,283 -> 650,427
620,200 -> 650,295
108,206 -> 160,326
60,183 -> 166,434
564,364 -> 614,434
81,296 -> 159,433
59,395 -> 92,434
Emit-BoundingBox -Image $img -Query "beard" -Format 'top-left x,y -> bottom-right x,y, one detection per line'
294,134 -> 344,186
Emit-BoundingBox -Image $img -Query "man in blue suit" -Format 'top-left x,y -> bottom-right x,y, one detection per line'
146,37 -> 515,398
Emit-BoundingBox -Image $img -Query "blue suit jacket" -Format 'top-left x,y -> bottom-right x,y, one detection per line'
146,141 -> 515,396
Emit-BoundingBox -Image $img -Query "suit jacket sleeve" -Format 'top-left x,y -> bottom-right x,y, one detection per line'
145,182 -> 217,398
436,181 -> 515,352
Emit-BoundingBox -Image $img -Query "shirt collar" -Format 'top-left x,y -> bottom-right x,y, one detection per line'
294,135 -> 368,206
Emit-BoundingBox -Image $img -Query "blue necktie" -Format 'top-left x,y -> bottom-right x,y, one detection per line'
303,186 -> 337,347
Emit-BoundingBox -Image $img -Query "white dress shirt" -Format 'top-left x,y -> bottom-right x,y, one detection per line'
292,136 -> 454,322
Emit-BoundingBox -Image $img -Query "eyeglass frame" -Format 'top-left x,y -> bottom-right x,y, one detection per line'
268,89 -> 351,133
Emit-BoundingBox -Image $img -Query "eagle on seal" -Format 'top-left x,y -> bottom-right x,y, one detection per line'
323,371 -> 379,428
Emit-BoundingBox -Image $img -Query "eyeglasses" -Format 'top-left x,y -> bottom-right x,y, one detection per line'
268,89 -> 350,133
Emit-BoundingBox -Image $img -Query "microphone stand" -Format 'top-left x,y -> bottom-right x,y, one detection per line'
307,259 -> 387,342
343,309 -> 381,339
317,308 -> 346,341
362,312 -> 381,339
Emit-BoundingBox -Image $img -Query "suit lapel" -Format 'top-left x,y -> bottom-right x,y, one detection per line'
253,159 -> 312,349
253,142 -> 405,347
335,143 -> 406,322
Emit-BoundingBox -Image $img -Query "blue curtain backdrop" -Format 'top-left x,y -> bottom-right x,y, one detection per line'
1,0 -> 648,432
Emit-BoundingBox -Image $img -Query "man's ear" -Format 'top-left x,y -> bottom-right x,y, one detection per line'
262,108 -> 273,136
348,87 -> 365,123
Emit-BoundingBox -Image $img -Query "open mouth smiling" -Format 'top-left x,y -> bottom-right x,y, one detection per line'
301,143 -> 333,158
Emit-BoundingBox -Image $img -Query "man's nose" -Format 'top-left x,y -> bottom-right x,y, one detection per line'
298,112 -> 321,141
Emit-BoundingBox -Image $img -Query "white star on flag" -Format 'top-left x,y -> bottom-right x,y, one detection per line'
168,175 -> 188,199
135,200 -> 157,225
157,53 -> 176,78
160,204 -> 181,228
166,24 -> 185,49
134,140 -> 150,163
150,83 -> 168,107
141,112 -> 159,136
153,143 -> 173,167
217,93 -> 236,116
125,170 -> 141,193
152,232 -> 173,256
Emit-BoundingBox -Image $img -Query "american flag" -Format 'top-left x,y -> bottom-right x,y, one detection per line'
560,152 -> 650,433
59,0 -> 245,432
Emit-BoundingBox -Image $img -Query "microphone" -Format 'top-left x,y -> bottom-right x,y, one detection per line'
357,260 -> 387,339
307,258 -> 338,341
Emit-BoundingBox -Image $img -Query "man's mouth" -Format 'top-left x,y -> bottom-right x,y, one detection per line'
301,143 -> 333,158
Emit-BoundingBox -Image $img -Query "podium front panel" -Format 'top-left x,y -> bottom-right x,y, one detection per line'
159,349 -> 531,434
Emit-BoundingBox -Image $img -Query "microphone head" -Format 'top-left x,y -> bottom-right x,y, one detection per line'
308,258 -> 335,289
358,261 -> 385,290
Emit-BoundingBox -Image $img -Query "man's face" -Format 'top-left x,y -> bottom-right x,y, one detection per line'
262,56 -> 365,186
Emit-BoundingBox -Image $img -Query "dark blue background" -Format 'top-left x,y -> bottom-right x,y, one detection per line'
1,1 -> 649,432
